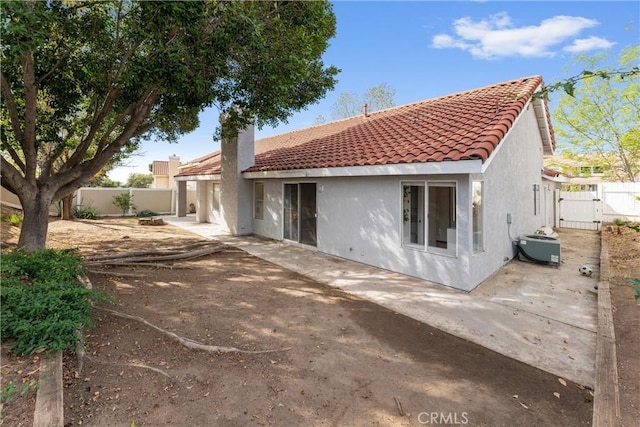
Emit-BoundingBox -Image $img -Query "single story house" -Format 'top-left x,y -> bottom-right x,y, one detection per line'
174,76 -> 556,291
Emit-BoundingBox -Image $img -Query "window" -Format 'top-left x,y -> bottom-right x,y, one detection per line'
472,181 -> 484,253
427,182 -> 456,254
402,183 -> 425,246
254,182 -> 264,220
212,183 -> 220,213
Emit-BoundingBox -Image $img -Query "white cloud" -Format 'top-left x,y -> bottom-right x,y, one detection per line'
432,12 -> 602,59
564,36 -> 616,53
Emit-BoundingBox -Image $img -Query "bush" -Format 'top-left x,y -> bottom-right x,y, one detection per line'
136,209 -> 160,217
0,249 -> 108,355
113,193 -> 136,216
73,205 -> 98,220
0,212 -> 22,226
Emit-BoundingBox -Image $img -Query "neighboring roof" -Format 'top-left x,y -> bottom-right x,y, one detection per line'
177,76 -> 554,177
176,152 -> 221,176
152,160 -> 169,176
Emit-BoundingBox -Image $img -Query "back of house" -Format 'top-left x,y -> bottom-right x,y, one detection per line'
175,76 -> 556,291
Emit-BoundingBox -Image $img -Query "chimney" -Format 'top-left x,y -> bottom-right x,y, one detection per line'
220,112 -> 255,235
168,155 -> 180,188
363,103 -> 369,118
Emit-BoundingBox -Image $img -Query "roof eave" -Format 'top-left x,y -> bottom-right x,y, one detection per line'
174,174 -> 221,181
243,160 -> 483,179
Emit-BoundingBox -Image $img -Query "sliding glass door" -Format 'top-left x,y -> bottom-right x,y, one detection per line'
284,183 -> 316,246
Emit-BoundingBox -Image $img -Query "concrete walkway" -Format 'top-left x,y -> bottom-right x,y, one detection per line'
164,216 -> 598,387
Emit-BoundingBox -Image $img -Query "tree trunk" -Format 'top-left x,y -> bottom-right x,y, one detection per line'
61,194 -> 73,220
18,193 -> 53,251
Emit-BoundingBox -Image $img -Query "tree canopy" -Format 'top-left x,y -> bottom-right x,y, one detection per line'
552,45 -> 640,182
125,173 -> 153,189
1,0 -> 339,250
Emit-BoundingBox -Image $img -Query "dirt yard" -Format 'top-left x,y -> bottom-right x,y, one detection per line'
1,217 -> 606,426
604,225 -> 640,427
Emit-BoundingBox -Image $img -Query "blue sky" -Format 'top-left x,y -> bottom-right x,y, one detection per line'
109,0 -> 639,182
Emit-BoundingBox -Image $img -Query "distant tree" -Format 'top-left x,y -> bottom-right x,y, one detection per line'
313,114 -> 327,125
330,91 -> 361,120
363,83 -> 396,112
1,1 -> 338,250
125,173 -> 153,188
330,83 -> 395,120
552,45 -> 640,182
88,176 -> 122,188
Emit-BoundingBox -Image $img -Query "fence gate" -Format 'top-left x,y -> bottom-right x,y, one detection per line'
557,190 -> 602,231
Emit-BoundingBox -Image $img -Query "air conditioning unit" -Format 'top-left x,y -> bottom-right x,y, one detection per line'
518,234 -> 561,266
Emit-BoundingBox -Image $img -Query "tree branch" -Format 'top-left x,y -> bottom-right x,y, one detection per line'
21,53 -> 38,183
0,157 -> 30,196
0,72 -> 25,144
0,137 -> 26,173
51,90 -> 159,200
34,49 -> 70,86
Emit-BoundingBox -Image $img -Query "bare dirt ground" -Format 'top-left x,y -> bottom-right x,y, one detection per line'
603,225 -> 640,427
1,217 -> 605,426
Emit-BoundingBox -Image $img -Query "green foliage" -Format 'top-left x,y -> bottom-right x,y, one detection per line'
88,176 -> 122,188
136,209 -> 159,218
125,173 -> 153,189
628,279 -> 640,300
1,0 -> 338,250
1,212 -> 22,226
612,218 -> 640,234
536,67 -> 640,100
0,379 -> 38,412
0,249 -> 108,356
113,193 -> 135,216
9,213 -> 22,226
552,45 -> 640,182
73,205 -> 98,220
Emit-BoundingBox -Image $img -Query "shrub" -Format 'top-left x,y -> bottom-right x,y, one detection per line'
73,205 -> 98,220
9,213 -> 22,226
0,249 -> 108,355
136,209 -> 160,217
0,211 -> 22,226
113,193 -> 136,216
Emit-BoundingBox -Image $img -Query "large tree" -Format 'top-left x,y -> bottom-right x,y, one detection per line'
552,45 -> 640,182
1,1 -> 338,250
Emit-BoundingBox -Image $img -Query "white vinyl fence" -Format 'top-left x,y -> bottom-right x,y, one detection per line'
557,183 -> 640,230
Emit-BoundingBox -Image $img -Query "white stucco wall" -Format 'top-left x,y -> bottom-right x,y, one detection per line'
468,105 -> 546,286
253,175 -> 476,289
250,106 -> 546,291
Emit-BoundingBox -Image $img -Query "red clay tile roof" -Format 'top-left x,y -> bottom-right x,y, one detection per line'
176,152 -> 221,176
177,76 -> 553,177
152,160 -> 169,176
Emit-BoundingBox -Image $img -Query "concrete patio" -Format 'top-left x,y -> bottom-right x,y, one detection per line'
164,215 -> 598,387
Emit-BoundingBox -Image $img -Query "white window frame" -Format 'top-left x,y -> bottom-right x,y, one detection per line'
254,181 -> 264,220
401,182 -> 426,248
426,181 -> 457,256
472,181 -> 484,254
